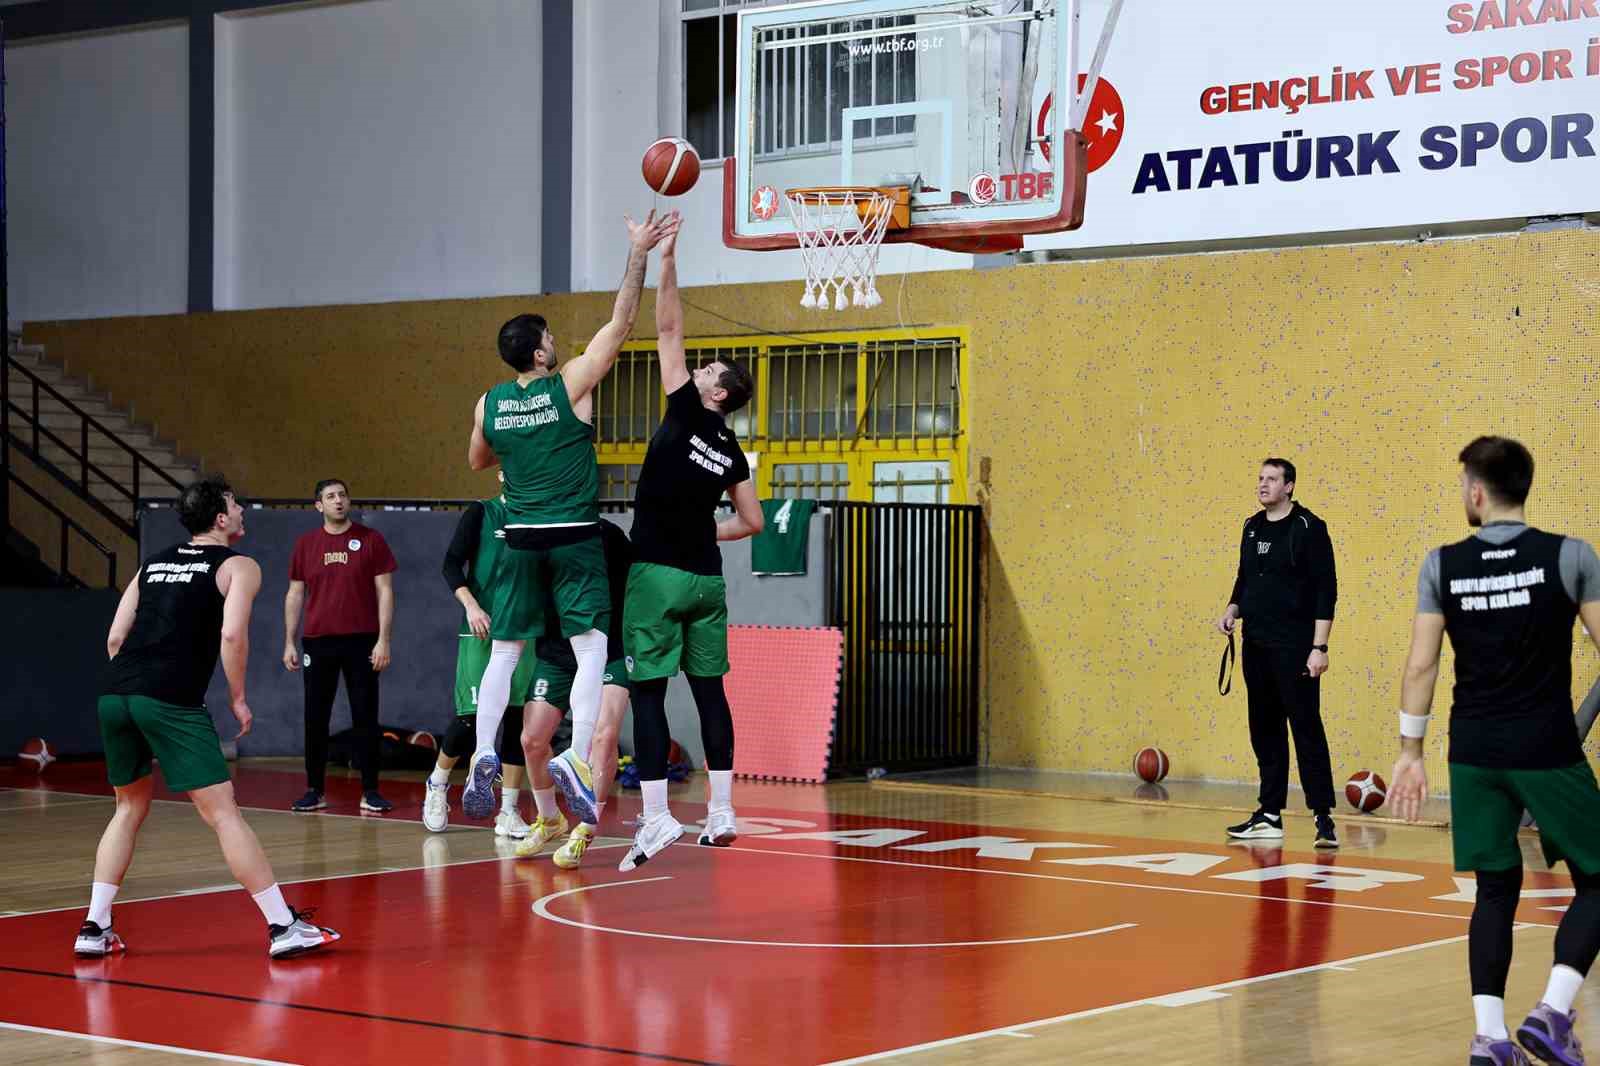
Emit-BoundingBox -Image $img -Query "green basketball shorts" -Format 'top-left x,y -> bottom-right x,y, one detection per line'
485,542 -> 545,641
1449,760 -> 1600,875
622,561 -> 729,682
98,694 -> 230,793
452,635 -> 539,715
529,656 -> 630,713
494,533 -> 611,641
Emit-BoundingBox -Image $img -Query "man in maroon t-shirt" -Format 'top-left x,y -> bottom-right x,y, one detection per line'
283,478 -> 398,813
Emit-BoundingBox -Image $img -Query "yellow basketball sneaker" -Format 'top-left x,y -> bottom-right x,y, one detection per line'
548,749 -> 599,824
512,813 -> 569,858
553,823 -> 596,869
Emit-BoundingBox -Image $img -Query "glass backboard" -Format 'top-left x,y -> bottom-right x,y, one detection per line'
722,0 -> 1122,253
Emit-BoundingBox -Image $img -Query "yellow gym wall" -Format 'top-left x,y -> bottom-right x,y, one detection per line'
23,229 -> 1600,787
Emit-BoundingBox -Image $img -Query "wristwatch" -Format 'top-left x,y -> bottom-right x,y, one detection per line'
1312,644 -> 1329,653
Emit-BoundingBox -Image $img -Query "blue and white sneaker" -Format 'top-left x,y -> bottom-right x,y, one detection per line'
548,749 -> 599,825
460,749 -> 500,820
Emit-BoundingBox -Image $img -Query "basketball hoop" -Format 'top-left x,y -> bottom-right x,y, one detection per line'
784,187 -> 904,311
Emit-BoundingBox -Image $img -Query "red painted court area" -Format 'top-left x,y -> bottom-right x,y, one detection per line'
0,766 -> 1576,1064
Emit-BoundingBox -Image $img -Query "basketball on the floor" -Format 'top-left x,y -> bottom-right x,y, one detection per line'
642,137 -> 700,196
409,731 -> 437,750
1134,746 -> 1169,783
1345,769 -> 1387,813
17,736 -> 55,770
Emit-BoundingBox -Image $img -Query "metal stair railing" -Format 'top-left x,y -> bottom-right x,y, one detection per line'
3,348 -> 186,537
7,470 -> 118,588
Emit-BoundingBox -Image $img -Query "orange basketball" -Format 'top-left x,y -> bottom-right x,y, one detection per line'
642,137 -> 701,196
1134,746 -> 1169,783
1345,770 -> 1388,813
17,736 -> 54,770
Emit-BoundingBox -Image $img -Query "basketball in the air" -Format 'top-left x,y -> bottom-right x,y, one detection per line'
642,137 -> 701,196
1345,770 -> 1387,813
1134,747 -> 1169,783
17,736 -> 55,770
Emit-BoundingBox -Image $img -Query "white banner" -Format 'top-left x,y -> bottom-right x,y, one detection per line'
1031,0 -> 1600,250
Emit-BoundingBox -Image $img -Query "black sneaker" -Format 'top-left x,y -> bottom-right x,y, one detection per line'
1314,812 -> 1339,849
268,907 -> 341,959
1225,809 -> 1284,840
290,790 -> 326,812
359,791 -> 393,814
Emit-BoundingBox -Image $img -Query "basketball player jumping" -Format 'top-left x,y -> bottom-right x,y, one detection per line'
423,480 -> 544,840
78,475 -> 339,959
514,517 -> 634,868
617,221 -> 764,872
1390,437 -> 1600,1066
461,209 -> 679,822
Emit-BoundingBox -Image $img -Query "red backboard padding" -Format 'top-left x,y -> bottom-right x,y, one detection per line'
725,625 -> 843,783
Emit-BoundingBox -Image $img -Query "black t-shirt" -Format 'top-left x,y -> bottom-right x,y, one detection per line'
630,381 -> 751,576
1228,503 -> 1338,649
536,519 -> 633,667
1439,527 -> 1583,769
105,542 -> 238,707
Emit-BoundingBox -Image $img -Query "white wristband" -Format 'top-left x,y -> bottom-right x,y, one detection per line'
1399,712 -> 1431,739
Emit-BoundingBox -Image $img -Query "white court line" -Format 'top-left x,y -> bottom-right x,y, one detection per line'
713,842 -> 1564,928
818,925 -> 1547,1065
533,876 -> 1138,949
0,1021 -> 300,1065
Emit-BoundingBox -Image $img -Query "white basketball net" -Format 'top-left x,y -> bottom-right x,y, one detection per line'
785,188 -> 894,311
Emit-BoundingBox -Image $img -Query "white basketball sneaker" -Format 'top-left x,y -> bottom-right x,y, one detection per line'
494,807 -> 531,839
698,807 -> 738,847
619,813 -> 684,872
421,780 -> 450,833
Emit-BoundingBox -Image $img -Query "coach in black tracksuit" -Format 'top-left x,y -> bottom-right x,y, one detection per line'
1217,458 -> 1340,848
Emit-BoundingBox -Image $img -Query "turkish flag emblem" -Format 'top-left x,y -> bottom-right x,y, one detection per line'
1038,75 -> 1126,174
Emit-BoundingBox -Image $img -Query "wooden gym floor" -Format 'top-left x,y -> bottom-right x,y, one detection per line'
0,759 -> 1589,1064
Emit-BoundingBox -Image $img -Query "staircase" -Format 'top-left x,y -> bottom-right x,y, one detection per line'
4,337 -> 202,586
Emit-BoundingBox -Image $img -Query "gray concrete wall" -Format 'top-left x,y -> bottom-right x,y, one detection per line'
137,505 -> 829,767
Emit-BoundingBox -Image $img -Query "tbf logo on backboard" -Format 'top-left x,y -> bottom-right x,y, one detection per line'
968,173 -> 998,205
751,185 -> 779,221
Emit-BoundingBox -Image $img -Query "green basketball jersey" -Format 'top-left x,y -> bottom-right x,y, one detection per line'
461,496 -> 510,636
482,374 -> 599,525
751,498 -> 818,576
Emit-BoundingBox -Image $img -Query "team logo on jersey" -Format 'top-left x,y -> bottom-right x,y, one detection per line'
494,529 -> 507,540
303,653 -> 312,668
348,539 -> 362,551
625,655 -> 635,675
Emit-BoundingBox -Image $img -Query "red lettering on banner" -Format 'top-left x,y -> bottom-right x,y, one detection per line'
1454,49 -> 1575,88
1197,70 -> 1377,116
1447,0 -> 1600,33
1387,63 -> 1444,95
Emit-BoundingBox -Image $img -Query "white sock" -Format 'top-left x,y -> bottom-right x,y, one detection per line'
1473,994 -> 1509,1039
567,629 -> 606,762
251,883 -> 295,928
533,787 -> 559,820
1543,964 -> 1586,1014
473,640 -> 524,752
88,881 -> 118,928
642,779 -> 670,822
501,788 -> 520,814
708,769 -> 734,813
428,766 -> 451,787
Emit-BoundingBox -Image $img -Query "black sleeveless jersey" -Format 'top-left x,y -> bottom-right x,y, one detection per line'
1439,527 -> 1582,768
104,542 -> 239,707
